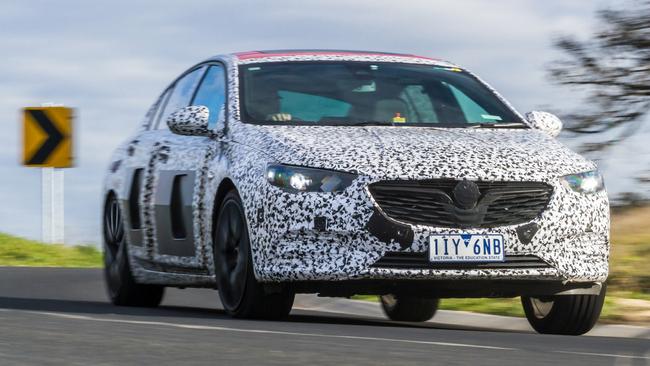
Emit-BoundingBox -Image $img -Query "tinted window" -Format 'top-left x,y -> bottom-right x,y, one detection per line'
150,88 -> 172,130
157,66 -> 206,129
143,100 -> 159,129
278,91 -> 351,122
239,62 -> 523,127
400,85 -> 438,123
446,83 -> 491,123
191,65 -> 226,129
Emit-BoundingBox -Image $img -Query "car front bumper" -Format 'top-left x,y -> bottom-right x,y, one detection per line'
248,176 -> 610,285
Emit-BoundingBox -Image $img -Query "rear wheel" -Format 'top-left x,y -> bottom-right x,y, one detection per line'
103,194 -> 164,307
521,285 -> 606,335
380,294 -> 439,322
214,190 -> 294,319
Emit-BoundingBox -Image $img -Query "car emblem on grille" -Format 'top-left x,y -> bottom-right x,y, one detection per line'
452,180 -> 481,209
369,180 -> 551,229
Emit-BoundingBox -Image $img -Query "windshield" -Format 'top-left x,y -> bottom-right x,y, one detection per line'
238,62 -> 524,127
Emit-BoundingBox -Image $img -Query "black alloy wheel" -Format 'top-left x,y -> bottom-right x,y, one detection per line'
214,190 -> 294,319
521,284 -> 607,335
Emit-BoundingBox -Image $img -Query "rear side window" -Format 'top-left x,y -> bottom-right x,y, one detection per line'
148,88 -> 172,130
156,66 -> 206,129
142,100 -> 159,129
191,65 -> 227,129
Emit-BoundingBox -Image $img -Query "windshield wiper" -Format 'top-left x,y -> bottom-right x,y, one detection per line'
466,122 -> 529,129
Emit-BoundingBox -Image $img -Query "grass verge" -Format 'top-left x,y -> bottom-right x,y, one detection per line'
353,294 -> 650,324
0,232 -> 102,268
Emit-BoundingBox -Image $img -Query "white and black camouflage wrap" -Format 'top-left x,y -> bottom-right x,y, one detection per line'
102,51 -> 610,288
525,111 -> 563,138
166,105 -> 210,136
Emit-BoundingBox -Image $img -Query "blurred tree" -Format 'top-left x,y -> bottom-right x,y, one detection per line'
614,191 -> 649,207
549,1 -> 650,153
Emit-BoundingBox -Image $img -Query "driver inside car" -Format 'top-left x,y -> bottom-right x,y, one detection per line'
247,88 -> 293,122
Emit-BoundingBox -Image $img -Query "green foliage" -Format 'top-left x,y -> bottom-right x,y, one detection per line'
439,298 -> 524,317
0,232 -> 102,267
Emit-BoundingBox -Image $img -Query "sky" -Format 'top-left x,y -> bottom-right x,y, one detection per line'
1,0 -> 648,245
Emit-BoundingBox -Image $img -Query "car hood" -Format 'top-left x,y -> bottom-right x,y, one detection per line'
240,125 -> 595,181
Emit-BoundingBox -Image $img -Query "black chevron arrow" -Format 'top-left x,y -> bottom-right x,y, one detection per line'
26,110 -> 65,165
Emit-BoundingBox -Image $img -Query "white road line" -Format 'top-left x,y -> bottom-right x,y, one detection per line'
553,350 -> 650,360
8,309 -> 513,351
4,308 -> 649,360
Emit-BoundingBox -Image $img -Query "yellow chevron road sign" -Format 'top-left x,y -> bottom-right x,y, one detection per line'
22,107 -> 74,168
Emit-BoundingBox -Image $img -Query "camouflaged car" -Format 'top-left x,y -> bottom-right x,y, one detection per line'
102,50 -> 609,335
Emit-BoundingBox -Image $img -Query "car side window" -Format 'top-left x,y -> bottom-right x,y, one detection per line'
148,88 -> 172,130
191,64 -> 227,129
142,100 -> 159,129
156,66 -> 207,129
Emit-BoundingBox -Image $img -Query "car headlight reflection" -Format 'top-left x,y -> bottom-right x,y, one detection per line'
561,170 -> 605,194
266,164 -> 356,193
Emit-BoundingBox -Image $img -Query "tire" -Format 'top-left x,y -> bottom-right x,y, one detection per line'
521,284 -> 606,335
213,190 -> 294,319
380,294 -> 439,322
103,194 -> 165,307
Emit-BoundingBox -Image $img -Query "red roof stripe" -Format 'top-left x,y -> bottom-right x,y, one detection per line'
234,50 -> 438,61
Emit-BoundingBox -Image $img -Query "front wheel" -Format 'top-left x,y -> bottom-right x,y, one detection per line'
380,294 -> 439,322
213,190 -> 294,319
521,284 -> 606,335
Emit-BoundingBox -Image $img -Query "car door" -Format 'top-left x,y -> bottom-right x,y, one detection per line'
146,63 -> 228,273
120,87 -> 172,264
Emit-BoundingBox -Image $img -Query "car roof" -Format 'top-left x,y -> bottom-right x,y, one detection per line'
205,49 -> 443,63
236,49 -> 437,59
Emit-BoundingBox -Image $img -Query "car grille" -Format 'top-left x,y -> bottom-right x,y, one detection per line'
368,180 -> 553,228
370,252 -> 550,270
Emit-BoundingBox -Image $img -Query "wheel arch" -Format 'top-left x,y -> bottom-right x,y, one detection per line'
104,189 -> 118,206
102,190 -> 119,238
212,177 -> 237,226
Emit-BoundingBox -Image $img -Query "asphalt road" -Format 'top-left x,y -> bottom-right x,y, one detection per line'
0,267 -> 648,365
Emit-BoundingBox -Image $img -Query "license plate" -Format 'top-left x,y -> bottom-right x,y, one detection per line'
429,234 -> 505,262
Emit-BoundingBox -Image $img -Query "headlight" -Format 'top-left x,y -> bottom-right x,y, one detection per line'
561,170 -> 604,194
266,164 -> 357,193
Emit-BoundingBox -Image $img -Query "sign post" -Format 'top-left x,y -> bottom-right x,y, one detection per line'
41,167 -> 65,243
22,106 -> 74,244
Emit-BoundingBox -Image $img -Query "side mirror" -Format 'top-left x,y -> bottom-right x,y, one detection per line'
167,105 -> 210,136
525,111 -> 563,138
